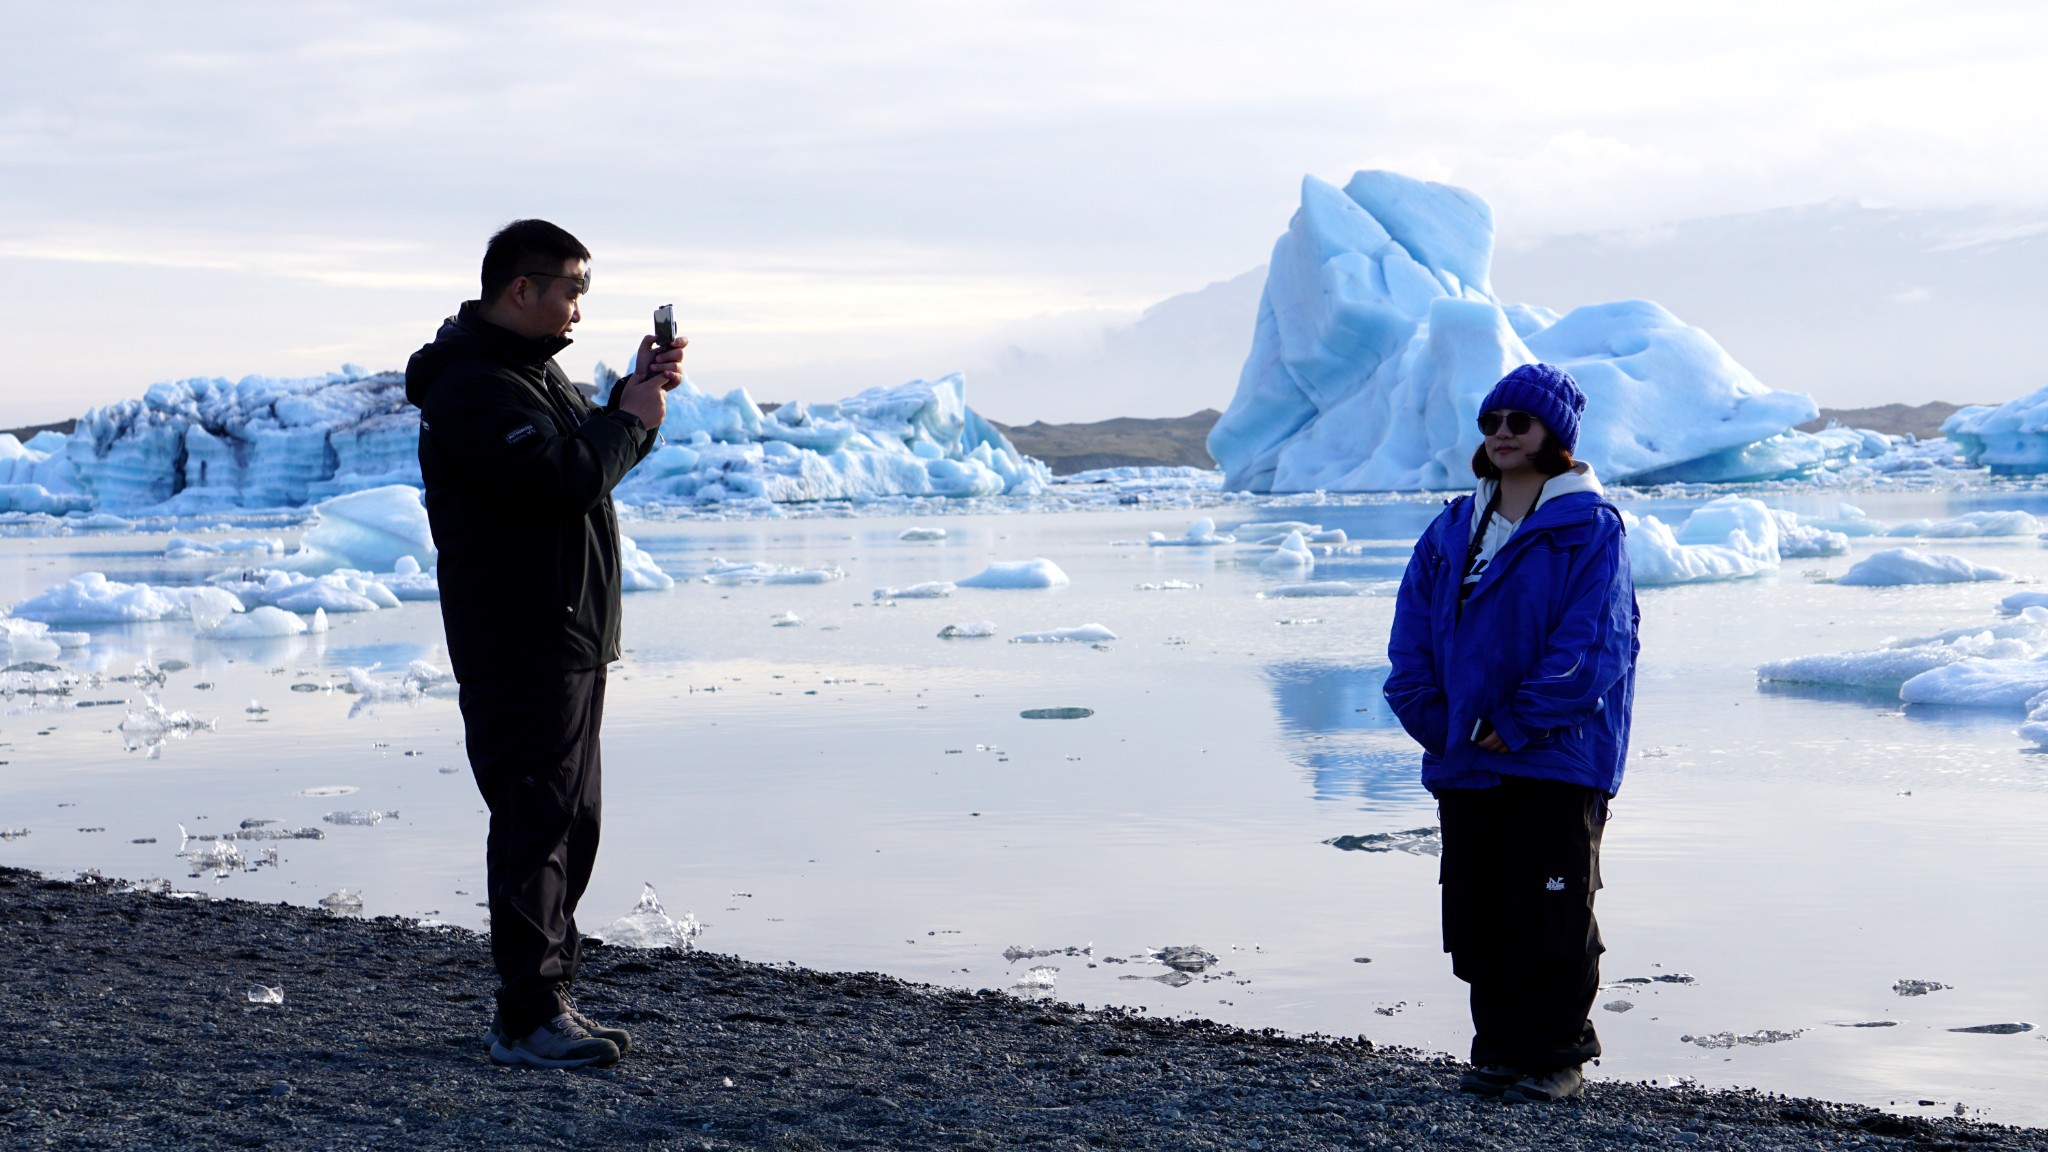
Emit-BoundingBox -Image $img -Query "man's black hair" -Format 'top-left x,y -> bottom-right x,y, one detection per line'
1471,434 -> 1575,480
481,219 -> 592,303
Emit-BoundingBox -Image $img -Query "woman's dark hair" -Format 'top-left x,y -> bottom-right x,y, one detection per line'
1471,433 -> 1575,480
481,219 -> 591,303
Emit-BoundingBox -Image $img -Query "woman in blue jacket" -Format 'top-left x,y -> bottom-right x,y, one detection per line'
1383,362 -> 1639,1104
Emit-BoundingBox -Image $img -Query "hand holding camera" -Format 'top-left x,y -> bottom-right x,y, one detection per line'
618,304 -> 685,430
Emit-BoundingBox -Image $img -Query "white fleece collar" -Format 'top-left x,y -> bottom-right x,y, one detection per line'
1471,461 -> 1603,539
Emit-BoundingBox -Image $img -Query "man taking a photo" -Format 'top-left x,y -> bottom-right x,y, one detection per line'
404,218 -> 682,1069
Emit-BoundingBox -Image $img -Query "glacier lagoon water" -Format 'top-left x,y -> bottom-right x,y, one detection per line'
3,489 -> 2048,1124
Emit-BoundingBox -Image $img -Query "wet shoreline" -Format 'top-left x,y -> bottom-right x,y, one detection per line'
3,867 -> 2042,1150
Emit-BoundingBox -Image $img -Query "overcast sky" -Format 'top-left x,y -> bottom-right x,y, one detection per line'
5,0 -> 2046,426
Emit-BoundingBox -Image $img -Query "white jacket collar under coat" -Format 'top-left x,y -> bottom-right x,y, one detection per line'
1469,461 -> 1604,543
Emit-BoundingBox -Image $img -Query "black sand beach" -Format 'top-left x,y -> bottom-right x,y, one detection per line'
2,867 -> 2038,1151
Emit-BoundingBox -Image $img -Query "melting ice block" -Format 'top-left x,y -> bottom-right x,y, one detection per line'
1836,549 -> 2011,587
1885,511 -> 2040,538
603,883 -> 701,948
1209,170 -> 1821,492
10,572 -> 242,625
956,559 -> 1070,589
1148,518 -> 1234,546
618,535 -> 674,591
1259,530 -> 1316,574
1010,624 -> 1117,644
287,485 -> 437,574
1900,659 -> 2048,708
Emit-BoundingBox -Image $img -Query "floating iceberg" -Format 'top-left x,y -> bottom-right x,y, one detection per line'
1836,549 -> 2011,587
0,617 -> 84,662
1148,518 -> 1234,546
1769,510 -> 1851,558
1944,388 -> 2048,475
956,558 -> 1070,589
287,485 -> 437,573
1010,624 -> 1117,644
1208,170 -> 1823,492
49,365 -> 1044,514
64,368 -> 420,511
1802,504 -> 1889,537
212,569 -> 403,613
899,527 -> 947,541
938,621 -> 997,638
11,572 -> 236,625
609,372 -> 1047,504
202,606 -> 312,640
1624,497 -> 1780,586
165,536 -> 282,559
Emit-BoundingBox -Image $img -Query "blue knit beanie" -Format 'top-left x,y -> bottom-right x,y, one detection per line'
1479,363 -> 1586,453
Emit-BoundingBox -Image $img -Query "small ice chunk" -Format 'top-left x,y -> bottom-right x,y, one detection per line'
1947,1022 -> 2034,1034
899,527 -> 947,541
1147,517 -> 1235,547
322,810 -> 389,826
319,889 -> 364,912
1681,1029 -> 1804,1048
769,611 -> 803,627
1019,707 -> 1093,720
1900,660 -> 2048,708
602,882 -> 702,949
1010,624 -> 1117,644
1893,979 -> 1951,996
938,621 -> 997,639
1010,965 -> 1059,996
872,581 -> 954,600
1887,510 -> 2040,538
1149,945 -> 1218,973
1624,498 -> 1780,586
1003,944 -> 1092,961
956,558 -> 1070,589
1602,1000 -> 1634,1013
202,606 -> 308,640
293,785 -> 357,797
1135,580 -> 1200,591
1259,531 -> 1315,573
246,985 -> 284,1005
702,558 -> 846,585
1324,827 -> 1442,856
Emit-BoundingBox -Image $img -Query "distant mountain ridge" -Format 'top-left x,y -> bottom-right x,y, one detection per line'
988,410 -> 1220,475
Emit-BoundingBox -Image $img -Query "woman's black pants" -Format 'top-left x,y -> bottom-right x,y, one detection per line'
1436,776 -> 1607,1073
460,668 -> 607,1039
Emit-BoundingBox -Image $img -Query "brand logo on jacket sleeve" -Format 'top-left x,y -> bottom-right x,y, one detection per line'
504,423 -> 539,446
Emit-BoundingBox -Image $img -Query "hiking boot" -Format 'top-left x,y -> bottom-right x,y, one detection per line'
1458,1064 -> 1524,1096
1502,1064 -> 1585,1103
489,1013 -> 621,1069
565,1007 -> 632,1056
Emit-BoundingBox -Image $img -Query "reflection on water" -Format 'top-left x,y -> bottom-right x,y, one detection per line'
1266,661 -> 1426,808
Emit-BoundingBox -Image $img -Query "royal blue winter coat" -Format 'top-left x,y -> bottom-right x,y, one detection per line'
1384,487 -> 1640,796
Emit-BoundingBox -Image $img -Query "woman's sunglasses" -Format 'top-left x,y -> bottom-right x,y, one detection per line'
1477,410 -> 1535,436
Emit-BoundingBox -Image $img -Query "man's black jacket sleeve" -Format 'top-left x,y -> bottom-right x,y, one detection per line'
419,367 -> 652,518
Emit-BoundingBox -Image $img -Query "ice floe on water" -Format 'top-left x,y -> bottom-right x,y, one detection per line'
937,621 -> 996,639
1760,607 -> 2048,695
1135,580 -> 1201,591
1900,660 -> 2048,708
1257,581 -> 1380,598
345,661 -> 455,704
13,573 -> 227,625
1803,504 -> 1889,536
701,559 -> 846,586
769,611 -> 804,628
285,485 -> 435,573
1148,517 -> 1234,546
1885,510 -> 2040,538
602,883 -> 702,948
165,535 -> 282,559
1009,966 -> 1060,999
0,617 -> 86,662
898,526 -> 947,541
872,581 -> 954,600
1894,979 -> 1951,996
203,606 -> 321,640
1682,1029 -> 1805,1049
1324,827 -> 1443,856
956,558 -> 1069,589
1835,549 -> 2011,586
1010,624 -> 1116,644
1771,510 -> 1851,558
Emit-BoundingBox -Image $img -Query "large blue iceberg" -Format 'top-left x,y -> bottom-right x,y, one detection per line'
12,366 -> 1045,513
1942,389 -> 2048,475
1208,171 -> 1828,491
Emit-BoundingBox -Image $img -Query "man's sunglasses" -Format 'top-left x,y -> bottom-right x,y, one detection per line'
523,270 -> 591,296
1477,410 -> 1536,436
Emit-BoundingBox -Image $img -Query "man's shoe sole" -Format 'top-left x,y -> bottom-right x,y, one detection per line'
488,1038 -> 621,1069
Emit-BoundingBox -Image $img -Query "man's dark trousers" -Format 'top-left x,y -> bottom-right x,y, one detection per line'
462,668 -> 607,1038
1437,776 -> 1606,1073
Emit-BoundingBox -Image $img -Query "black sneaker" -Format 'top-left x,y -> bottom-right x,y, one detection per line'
565,1007 -> 632,1057
489,1013 -> 621,1069
1458,1064 -> 1524,1096
1502,1064 -> 1585,1103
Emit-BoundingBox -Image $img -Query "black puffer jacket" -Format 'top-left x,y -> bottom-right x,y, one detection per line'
404,302 -> 655,684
